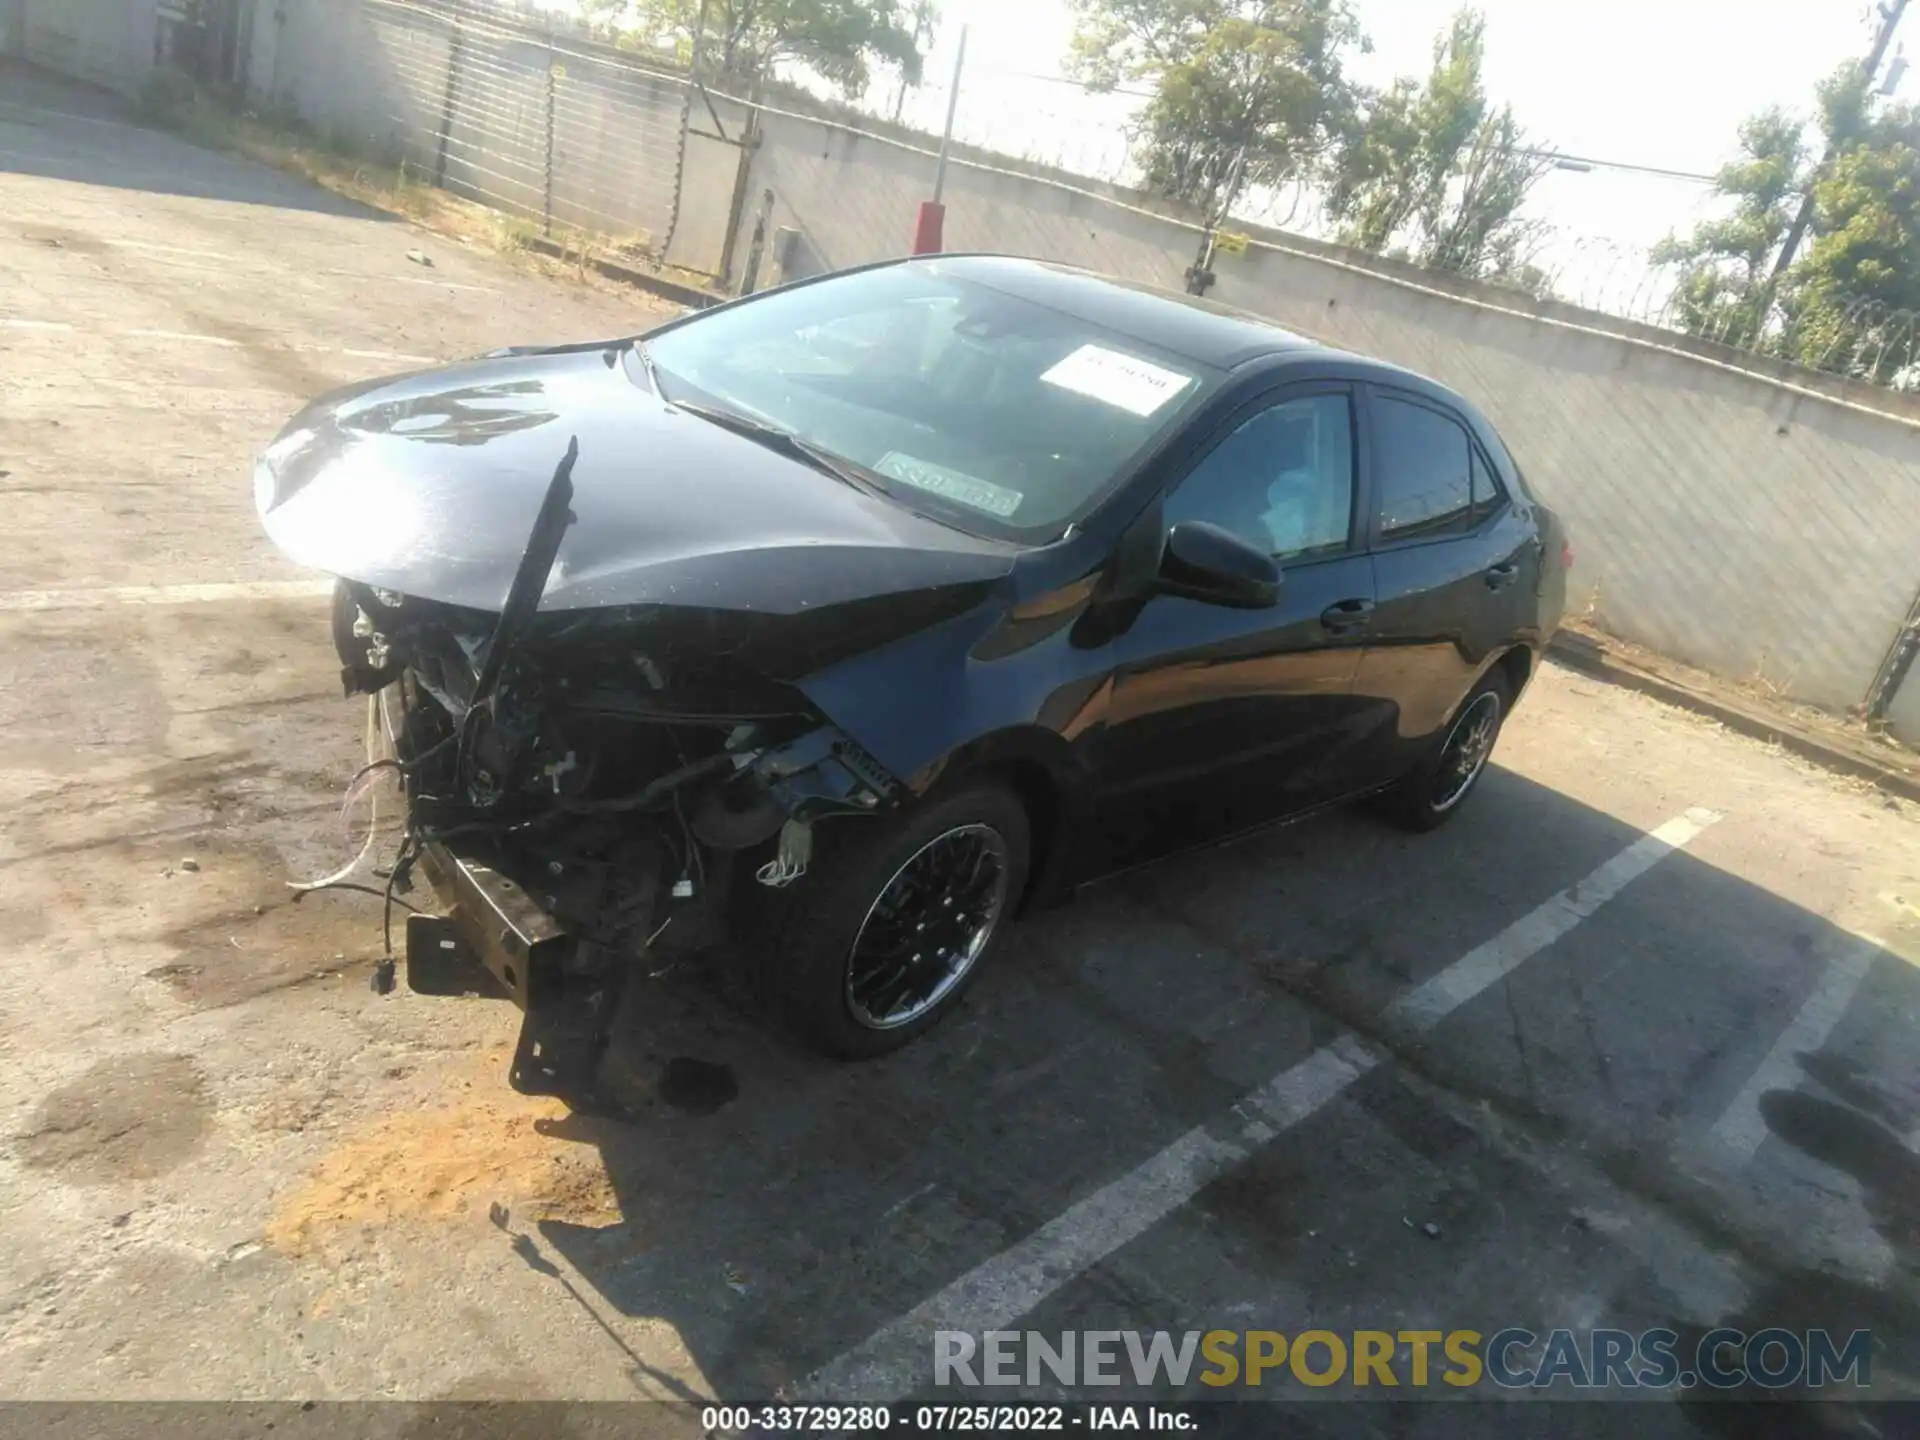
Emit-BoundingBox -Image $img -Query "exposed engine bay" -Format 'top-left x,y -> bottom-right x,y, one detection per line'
331,442 -> 905,1107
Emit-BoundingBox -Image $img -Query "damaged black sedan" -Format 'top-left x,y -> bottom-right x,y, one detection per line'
254,255 -> 1569,1100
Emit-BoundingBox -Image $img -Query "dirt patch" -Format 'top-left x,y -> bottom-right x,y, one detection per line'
18,1053 -> 213,1184
179,307 -> 341,398
155,881 -> 380,1009
265,1079 -> 619,1255
1557,620 -> 1918,782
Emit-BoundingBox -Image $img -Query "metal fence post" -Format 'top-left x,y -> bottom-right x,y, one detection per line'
656,0 -> 709,264
716,104 -> 760,289
432,10 -> 466,188
543,25 -> 556,238
1864,584 -> 1920,725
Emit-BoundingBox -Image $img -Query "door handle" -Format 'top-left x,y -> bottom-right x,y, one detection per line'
1320,598 -> 1374,632
1485,563 -> 1519,590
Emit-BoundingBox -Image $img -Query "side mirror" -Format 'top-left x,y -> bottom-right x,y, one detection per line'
1159,521 -> 1282,609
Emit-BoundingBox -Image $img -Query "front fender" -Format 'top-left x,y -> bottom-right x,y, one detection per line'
796,601 -> 1110,797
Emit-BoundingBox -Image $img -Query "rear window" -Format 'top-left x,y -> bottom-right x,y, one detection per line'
644,265 -> 1223,540
1373,395 -> 1474,541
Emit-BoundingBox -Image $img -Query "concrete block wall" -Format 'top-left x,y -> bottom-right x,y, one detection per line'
736,108 -> 1195,291
250,0 -> 698,264
253,0 -> 453,165
16,0 -> 160,94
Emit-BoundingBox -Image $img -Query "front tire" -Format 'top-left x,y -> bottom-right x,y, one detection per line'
1378,671 -> 1509,832
760,782 -> 1031,1059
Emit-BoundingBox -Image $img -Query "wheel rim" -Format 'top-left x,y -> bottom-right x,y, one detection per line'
845,823 -> 1012,1031
1431,692 -> 1501,812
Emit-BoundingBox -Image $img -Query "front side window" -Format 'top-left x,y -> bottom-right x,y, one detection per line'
1162,393 -> 1355,561
1373,394 -> 1473,542
643,264 -> 1222,541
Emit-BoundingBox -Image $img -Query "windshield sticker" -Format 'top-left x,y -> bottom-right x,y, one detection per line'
875,453 -> 1023,518
1040,344 -> 1194,417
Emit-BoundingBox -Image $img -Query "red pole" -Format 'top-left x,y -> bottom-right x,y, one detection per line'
912,201 -> 946,255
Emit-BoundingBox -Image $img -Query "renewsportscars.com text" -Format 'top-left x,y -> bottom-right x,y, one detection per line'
934,1328 -> 1874,1390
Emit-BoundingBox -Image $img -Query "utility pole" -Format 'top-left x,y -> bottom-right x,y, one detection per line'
931,24 -> 969,206
1753,0 -> 1908,334
911,24 -> 968,253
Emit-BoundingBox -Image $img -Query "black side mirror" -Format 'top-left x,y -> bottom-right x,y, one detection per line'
1158,521 -> 1282,609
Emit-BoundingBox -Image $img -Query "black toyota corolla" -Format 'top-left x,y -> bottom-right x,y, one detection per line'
255,254 -> 1569,1100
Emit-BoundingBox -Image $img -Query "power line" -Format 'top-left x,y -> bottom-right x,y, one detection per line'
943,67 -> 1725,184
1521,150 -> 1719,184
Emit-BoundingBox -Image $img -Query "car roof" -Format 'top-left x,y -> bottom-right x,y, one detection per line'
912,253 -> 1349,371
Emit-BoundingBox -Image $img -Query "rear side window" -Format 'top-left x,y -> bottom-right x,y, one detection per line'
1469,446 -> 1508,525
1373,395 -> 1473,541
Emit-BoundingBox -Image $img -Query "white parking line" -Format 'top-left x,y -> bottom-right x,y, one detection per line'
1708,929 -> 1886,1162
342,347 -> 438,364
0,581 -> 334,612
1389,808 -> 1724,1028
3,315 -> 436,367
114,239 -> 248,264
806,806 -> 1723,1400
128,328 -> 242,347
321,268 -> 500,295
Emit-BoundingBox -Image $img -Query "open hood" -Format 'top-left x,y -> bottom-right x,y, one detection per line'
253,345 -> 1018,615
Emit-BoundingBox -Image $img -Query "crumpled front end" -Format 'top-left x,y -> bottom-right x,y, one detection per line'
340,578 -> 904,1106
255,381 -> 1017,1102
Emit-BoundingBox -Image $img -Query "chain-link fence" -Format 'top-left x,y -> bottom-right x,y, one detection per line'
377,0 -> 694,256
266,0 -> 730,272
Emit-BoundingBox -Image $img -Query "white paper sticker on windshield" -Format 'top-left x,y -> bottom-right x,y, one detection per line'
1040,344 -> 1194,417
875,453 -> 1023,518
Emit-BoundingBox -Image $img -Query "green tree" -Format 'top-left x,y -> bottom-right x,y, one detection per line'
1786,67 -> 1920,382
1658,61 -> 1920,384
1649,109 -> 1807,348
1067,0 -> 1364,214
1324,8 -> 1550,281
581,0 -> 934,97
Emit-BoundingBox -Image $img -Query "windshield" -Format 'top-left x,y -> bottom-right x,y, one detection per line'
643,264 -> 1221,541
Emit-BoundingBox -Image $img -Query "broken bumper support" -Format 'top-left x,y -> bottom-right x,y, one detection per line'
409,843 -> 633,1108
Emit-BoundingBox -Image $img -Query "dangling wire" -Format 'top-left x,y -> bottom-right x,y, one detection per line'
287,693 -> 382,893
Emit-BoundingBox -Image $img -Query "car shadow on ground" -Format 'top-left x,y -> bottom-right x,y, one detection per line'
0,60 -> 396,219
480,766 -> 1920,1410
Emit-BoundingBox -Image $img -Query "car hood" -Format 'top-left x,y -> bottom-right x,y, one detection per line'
253,345 -> 1019,615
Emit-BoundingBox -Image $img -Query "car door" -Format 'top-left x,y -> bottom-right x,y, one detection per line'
1090,383 -> 1380,864
1350,386 -> 1542,776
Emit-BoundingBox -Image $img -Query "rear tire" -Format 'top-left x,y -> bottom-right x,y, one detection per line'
1377,671 -> 1509,833
758,782 -> 1030,1059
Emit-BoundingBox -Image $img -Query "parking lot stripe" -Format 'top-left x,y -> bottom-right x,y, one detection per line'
126,328 -> 243,347
1389,807 -> 1723,1029
1708,928 -> 1885,1162
0,581 -> 334,611
805,807 -> 1722,1401
3,316 -> 436,366
342,347 -> 440,364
